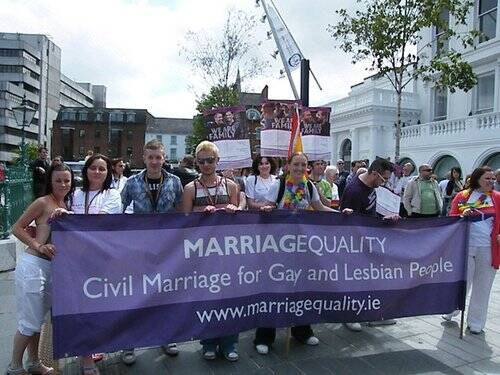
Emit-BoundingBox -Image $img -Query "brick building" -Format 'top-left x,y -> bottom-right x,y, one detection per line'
51,107 -> 154,167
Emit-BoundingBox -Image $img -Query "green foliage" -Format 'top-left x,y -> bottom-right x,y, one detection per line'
10,142 -> 39,165
328,0 -> 479,158
186,85 -> 239,154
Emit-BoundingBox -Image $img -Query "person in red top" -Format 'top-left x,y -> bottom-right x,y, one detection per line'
443,166 -> 500,334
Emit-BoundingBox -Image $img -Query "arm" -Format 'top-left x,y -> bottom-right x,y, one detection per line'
448,193 -> 462,216
402,181 -> 413,215
121,180 -> 132,212
224,180 -> 239,213
238,191 -> 247,210
181,182 -> 195,213
12,199 -> 44,251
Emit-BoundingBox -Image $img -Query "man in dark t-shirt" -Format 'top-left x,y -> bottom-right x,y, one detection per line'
340,158 -> 398,331
30,146 -> 50,199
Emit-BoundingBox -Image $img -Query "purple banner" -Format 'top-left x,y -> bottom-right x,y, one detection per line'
51,212 -> 467,358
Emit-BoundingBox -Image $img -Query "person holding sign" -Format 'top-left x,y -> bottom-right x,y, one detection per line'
443,166 -> 500,334
6,164 -> 75,375
254,152 -> 351,355
182,141 -> 240,362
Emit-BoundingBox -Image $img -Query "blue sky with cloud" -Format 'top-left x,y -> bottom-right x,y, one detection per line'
1,0 -> 370,117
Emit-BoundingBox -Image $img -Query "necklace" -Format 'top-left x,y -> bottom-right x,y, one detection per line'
50,193 -> 67,209
198,176 -> 222,206
282,174 -> 307,209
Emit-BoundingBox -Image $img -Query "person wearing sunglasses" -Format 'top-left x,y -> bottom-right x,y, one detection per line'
182,141 -> 240,362
403,164 -> 442,218
443,166 -> 499,334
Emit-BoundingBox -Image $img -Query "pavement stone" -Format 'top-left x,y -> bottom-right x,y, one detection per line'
0,271 -> 499,374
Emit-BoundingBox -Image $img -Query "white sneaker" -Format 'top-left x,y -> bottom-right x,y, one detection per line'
162,343 -> 179,356
224,351 -> 239,362
255,344 -> 269,355
203,350 -> 216,360
121,350 -> 136,365
305,336 -> 319,346
344,322 -> 362,332
442,310 -> 460,321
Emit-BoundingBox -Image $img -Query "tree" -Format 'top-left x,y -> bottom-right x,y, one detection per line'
185,85 -> 239,154
328,0 -> 479,160
180,9 -> 269,88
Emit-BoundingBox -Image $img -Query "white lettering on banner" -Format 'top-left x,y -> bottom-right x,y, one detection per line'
409,258 -> 453,279
268,263 -> 302,286
183,234 -> 387,259
83,276 -> 134,299
344,263 -> 404,281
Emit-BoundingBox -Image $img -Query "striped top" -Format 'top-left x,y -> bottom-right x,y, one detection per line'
193,177 -> 230,211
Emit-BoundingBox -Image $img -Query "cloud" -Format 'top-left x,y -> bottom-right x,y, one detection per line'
0,0 -> 366,117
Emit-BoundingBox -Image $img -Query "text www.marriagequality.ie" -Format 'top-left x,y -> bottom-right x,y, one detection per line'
195,296 -> 382,323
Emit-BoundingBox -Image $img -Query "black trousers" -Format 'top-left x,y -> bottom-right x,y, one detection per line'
254,325 -> 313,346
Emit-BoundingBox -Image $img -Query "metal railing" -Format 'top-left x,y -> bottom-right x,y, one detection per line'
0,164 -> 33,239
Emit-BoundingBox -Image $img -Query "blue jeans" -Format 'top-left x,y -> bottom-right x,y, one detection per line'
201,334 -> 238,354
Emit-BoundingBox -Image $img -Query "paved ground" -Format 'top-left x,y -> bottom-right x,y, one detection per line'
1,271 -> 500,374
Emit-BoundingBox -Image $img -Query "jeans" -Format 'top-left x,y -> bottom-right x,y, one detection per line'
254,325 -> 313,346
201,334 -> 238,354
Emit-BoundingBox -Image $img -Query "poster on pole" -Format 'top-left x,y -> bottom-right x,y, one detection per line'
259,100 -> 300,157
301,107 -> 331,161
203,106 -> 251,169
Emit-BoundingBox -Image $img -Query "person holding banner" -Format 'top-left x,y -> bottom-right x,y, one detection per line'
340,158 -> 398,332
443,166 -> 500,334
65,154 -> 122,375
182,141 -> 240,361
120,139 -> 183,363
6,164 -> 75,375
324,165 -> 340,209
245,155 -> 277,210
254,152 -> 350,355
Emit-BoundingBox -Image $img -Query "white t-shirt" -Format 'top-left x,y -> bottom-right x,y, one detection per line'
468,191 -> 494,247
245,175 -> 277,203
265,179 -> 320,209
111,175 -> 128,193
438,179 -> 449,197
71,189 -> 122,214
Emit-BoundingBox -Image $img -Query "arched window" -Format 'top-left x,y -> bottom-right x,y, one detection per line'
483,152 -> 500,170
341,139 -> 352,164
399,157 -> 417,176
433,155 -> 460,179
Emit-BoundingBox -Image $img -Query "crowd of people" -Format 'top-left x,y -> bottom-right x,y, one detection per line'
5,141 -> 500,374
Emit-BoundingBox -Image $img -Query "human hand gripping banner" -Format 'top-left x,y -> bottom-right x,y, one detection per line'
51,212 -> 467,358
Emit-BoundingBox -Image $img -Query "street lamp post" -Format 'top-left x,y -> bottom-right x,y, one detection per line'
12,96 -> 36,165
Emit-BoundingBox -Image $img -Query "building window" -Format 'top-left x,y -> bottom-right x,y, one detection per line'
95,112 -> 103,122
170,148 -> 177,161
434,9 -> 449,55
95,129 -> 101,138
79,146 -> 85,157
79,129 -> 86,138
127,147 -> 133,157
475,72 -> 495,113
156,135 -> 163,143
127,130 -> 133,140
479,0 -> 497,42
78,111 -> 88,121
126,112 -> 136,122
110,112 -> 124,122
433,88 -> 447,121
170,135 -> 177,145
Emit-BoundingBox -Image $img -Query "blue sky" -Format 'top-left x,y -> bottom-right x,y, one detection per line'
1,0 -> 369,118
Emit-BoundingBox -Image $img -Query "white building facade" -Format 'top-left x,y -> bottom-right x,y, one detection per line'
0,33 -> 105,162
327,0 -> 500,178
145,118 -> 193,163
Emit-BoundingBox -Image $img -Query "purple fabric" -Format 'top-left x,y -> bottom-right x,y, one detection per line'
51,212 -> 467,358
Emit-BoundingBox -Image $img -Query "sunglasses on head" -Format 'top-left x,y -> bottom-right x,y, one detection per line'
422,168 -> 432,172
197,157 -> 216,165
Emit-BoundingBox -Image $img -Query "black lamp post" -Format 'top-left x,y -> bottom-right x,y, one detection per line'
12,96 -> 36,164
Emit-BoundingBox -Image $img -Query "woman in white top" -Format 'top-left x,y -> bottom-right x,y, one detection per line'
255,152 -> 351,355
57,154 -> 122,375
245,155 -> 277,210
110,158 -> 128,194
